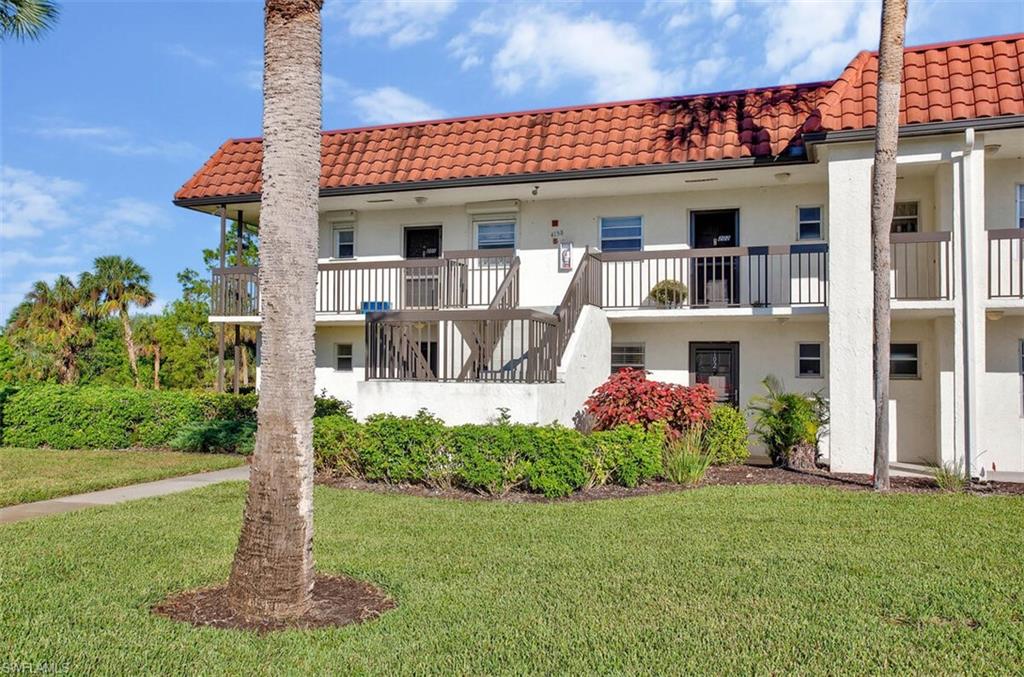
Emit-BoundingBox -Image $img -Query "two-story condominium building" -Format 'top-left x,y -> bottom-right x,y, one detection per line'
175,34 -> 1024,479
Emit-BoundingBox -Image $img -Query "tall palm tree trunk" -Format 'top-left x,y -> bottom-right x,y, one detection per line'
119,308 -> 140,388
227,0 -> 322,620
871,0 -> 908,491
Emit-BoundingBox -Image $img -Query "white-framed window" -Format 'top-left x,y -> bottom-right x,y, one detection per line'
474,216 -> 516,250
890,343 -> 919,379
335,343 -> 353,371
796,342 -> 823,378
891,201 -> 919,233
600,216 -> 643,252
797,206 -> 823,241
1016,184 -> 1024,228
334,225 -> 355,259
611,343 -> 645,373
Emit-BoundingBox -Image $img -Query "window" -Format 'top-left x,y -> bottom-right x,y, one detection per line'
797,206 -> 823,240
335,343 -> 353,371
891,202 -> 919,233
334,225 -> 355,259
475,217 -> 516,249
611,343 -> 645,373
600,216 -> 643,252
1017,184 -> 1024,228
890,343 -> 919,379
796,342 -> 823,377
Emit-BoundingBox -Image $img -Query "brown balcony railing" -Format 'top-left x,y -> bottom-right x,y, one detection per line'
890,231 -> 952,300
365,309 -> 558,383
210,249 -> 516,317
988,229 -> 1023,299
593,244 -> 828,309
211,266 -> 259,316
553,247 -> 600,363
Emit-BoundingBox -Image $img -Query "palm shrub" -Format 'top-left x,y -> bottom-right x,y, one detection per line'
170,420 -> 256,454
704,404 -> 749,464
748,376 -> 827,469
662,425 -> 713,485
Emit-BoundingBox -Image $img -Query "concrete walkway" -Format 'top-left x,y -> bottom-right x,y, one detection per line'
0,465 -> 249,525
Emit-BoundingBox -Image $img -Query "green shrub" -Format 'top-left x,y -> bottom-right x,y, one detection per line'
314,391 -> 353,419
313,414 -> 364,476
662,426 -> 713,485
360,410 -> 448,484
588,424 -> 664,488
447,423 -> 526,495
0,385 -> 263,450
0,384 -> 19,442
170,419 -> 256,454
519,426 -> 590,498
649,279 -> 688,307
704,405 -> 749,465
748,376 -> 828,466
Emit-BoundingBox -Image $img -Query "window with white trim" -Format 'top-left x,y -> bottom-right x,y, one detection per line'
335,343 -> 353,371
797,206 -> 823,241
474,217 -> 516,249
1016,184 -> 1024,228
891,202 -> 919,233
600,216 -> 643,252
890,343 -> 919,379
611,343 -> 645,373
334,225 -> 355,259
796,342 -> 823,377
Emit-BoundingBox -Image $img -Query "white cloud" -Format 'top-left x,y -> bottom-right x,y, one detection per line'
0,166 -> 83,239
456,8 -> 678,100
165,43 -> 216,68
352,86 -> 446,124
333,0 -> 457,47
763,0 -> 881,82
0,165 -> 174,321
32,119 -> 199,159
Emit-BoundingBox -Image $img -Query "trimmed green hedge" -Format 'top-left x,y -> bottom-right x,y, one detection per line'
704,405 -> 750,465
313,413 -> 669,498
0,385 -> 349,451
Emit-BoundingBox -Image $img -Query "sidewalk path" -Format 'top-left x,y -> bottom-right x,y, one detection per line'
0,465 -> 249,525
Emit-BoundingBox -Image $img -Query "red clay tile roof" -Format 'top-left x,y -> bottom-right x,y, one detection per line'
175,34 -> 1024,203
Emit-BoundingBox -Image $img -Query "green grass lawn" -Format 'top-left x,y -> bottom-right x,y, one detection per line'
1,483 -> 1022,675
0,447 -> 244,507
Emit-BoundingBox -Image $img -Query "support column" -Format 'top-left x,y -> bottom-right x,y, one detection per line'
233,211 -> 244,394
216,205 -> 227,393
826,151 -> 875,474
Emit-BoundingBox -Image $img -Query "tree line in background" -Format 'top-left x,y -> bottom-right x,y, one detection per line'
0,224 -> 258,391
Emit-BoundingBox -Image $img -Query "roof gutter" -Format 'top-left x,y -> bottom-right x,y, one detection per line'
172,154 -> 812,209
804,114 -> 1024,148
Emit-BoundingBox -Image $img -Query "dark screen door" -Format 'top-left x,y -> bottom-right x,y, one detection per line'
691,210 -> 739,305
690,342 -> 739,406
404,226 -> 442,307
405,226 -> 442,259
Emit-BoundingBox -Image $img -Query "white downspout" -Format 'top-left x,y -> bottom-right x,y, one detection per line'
959,128 -> 977,480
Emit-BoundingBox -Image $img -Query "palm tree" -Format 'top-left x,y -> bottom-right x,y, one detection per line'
226,0 -> 323,620
0,0 -> 59,40
871,0 -> 908,491
134,315 -> 163,390
83,256 -> 155,388
10,276 -> 94,383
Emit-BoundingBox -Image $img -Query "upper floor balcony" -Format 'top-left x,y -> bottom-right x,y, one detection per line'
988,228 -> 1023,300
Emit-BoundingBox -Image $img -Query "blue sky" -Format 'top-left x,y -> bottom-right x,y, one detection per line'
2,0 -> 1021,318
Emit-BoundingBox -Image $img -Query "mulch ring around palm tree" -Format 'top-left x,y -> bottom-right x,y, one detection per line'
153,574 -> 395,633
317,464 -> 1024,502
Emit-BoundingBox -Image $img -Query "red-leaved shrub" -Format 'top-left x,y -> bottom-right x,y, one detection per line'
584,369 -> 716,435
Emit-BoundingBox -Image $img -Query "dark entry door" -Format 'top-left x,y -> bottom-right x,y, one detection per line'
690,342 -> 739,406
691,210 -> 739,305
405,226 -> 442,259
404,226 -> 442,307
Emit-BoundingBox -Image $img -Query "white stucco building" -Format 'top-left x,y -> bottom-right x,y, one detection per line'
176,34 -> 1024,478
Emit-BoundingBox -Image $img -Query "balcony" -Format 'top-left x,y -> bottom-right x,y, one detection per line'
890,231 -> 953,301
591,244 -> 829,310
210,249 -> 515,318
988,229 -> 1023,299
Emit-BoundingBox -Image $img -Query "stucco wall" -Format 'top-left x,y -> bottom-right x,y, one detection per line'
985,158 -> 1024,229
982,316 -> 1024,473
889,319 -> 941,465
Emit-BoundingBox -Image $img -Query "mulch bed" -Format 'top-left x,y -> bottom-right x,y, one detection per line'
152,574 -> 395,633
317,463 -> 1024,502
